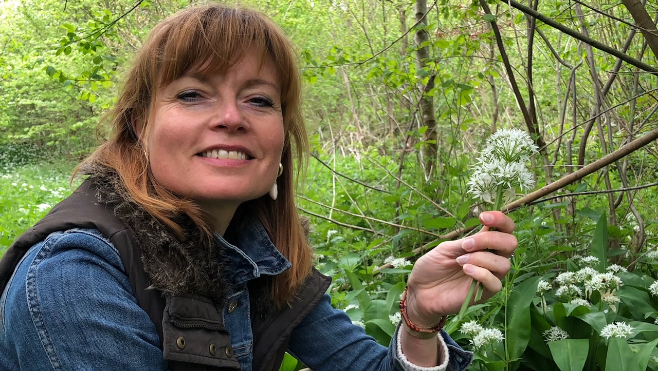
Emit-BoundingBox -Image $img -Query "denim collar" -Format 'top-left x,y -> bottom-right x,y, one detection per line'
215,216 -> 292,286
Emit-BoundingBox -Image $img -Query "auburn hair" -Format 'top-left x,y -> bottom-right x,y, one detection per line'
79,4 -> 313,306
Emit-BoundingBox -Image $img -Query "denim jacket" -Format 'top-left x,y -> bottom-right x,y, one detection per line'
0,225 -> 472,371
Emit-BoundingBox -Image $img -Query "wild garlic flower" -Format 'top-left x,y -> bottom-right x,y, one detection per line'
556,285 -> 582,298
543,326 -> 569,342
580,256 -> 600,267
600,322 -> 633,339
384,256 -> 410,269
570,298 -> 590,307
344,304 -> 359,312
460,321 -> 484,336
537,280 -> 552,294
389,312 -> 402,325
649,281 -> 658,296
585,273 -> 622,297
472,328 -> 504,349
352,320 -> 366,328
555,272 -> 576,286
481,128 -> 538,163
646,250 -> 658,260
468,128 -> 537,205
606,264 -> 627,274
575,267 -> 597,282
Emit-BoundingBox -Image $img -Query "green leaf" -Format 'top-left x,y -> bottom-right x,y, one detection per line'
617,287 -> 655,320
423,217 -> 456,229
591,213 -> 607,271
483,14 -> 496,22
46,66 -> 57,77
605,338 -> 637,371
278,352 -> 298,371
548,339 -> 588,371
366,318 -> 396,336
506,276 -> 541,361
575,311 -> 607,333
636,337 -> 658,371
385,281 -> 405,314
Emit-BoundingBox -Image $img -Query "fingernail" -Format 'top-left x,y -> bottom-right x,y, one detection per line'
463,264 -> 475,274
480,212 -> 494,224
462,238 -> 475,251
456,254 -> 470,265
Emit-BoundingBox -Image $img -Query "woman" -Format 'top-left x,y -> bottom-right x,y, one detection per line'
0,4 -> 517,371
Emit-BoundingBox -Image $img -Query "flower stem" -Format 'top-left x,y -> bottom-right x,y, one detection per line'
458,186 -> 506,322
458,279 -> 478,321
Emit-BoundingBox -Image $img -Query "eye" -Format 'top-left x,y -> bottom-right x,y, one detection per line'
249,96 -> 275,108
176,90 -> 204,103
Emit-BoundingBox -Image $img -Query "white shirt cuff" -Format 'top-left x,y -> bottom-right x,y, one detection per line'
396,326 -> 449,371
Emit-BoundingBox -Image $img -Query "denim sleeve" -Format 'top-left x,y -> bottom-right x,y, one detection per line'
287,294 -> 472,371
0,229 -> 166,371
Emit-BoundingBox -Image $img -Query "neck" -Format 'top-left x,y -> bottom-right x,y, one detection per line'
197,201 -> 239,236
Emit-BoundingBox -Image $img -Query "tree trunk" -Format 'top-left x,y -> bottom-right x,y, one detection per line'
621,0 -> 658,60
414,0 -> 437,177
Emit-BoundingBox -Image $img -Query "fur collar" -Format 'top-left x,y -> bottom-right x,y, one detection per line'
84,164 -> 229,306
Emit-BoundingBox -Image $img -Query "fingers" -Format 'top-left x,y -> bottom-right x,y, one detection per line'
460,229 -> 517,258
456,251 -> 511,280
479,211 -> 515,233
462,263 -> 504,294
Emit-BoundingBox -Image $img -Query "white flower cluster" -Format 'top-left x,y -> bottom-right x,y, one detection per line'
584,273 -> 622,298
467,128 -> 537,205
344,304 -> 359,312
576,256 -> 600,267
543,326 -> 569,342
556,285 -> 582,298
460,321 -> 504,349
606,264 -> 627,274
537,280 -> 552,294
460,321 -> 483,336
472,328 -> 505,349
600,322 -> 634,339
570,298 -> 590,307
646,249 -> 658,260
384,256 -> 410,269
555,272 -> 576,285
389,312 -> 402,325
650,281 -> 658,296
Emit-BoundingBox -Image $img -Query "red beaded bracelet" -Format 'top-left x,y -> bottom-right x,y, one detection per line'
399,287 -> 446,339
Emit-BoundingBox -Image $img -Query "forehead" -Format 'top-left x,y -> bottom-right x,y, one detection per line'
159,46 -> 277,86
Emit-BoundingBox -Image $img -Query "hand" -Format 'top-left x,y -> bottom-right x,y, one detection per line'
404,211 -> 517,327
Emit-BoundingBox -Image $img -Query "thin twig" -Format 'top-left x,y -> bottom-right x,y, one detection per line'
528,182 -> 658,205
298,195 -> 446,238
311,153 -> 391,194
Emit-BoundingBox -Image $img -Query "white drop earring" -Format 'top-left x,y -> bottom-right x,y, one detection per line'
269,163 -> 283,200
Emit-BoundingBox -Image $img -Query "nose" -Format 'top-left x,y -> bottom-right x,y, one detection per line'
212,99 -> 246,131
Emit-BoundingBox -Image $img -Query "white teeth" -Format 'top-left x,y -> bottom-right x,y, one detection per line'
202,149 -> 248,159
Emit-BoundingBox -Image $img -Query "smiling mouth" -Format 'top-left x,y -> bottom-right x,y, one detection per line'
199,149 -> 251,160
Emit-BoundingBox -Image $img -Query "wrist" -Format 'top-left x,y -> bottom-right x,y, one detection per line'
400,287 -> 447,339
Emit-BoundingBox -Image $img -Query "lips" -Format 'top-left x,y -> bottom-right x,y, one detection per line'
199,149 -> 251,160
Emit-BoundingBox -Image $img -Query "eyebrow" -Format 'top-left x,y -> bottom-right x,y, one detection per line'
181,73 -> 280,92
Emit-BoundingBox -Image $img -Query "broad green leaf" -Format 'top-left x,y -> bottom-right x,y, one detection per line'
506,276 -> 541,361
385,281 -> 405,314
576,311 -> 607,333
483,14 -> 496,22
548,339 -> 588,371
366,318 -> 396,336
591,213 -> 607,272
617,287 -> 655,319
636,338 -> 658,371
605,338 -> 636,371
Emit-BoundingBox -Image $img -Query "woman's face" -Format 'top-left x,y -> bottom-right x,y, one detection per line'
146,49 -> 285,220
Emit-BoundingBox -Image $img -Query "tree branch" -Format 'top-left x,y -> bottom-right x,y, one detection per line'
504,0 -> 658,75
